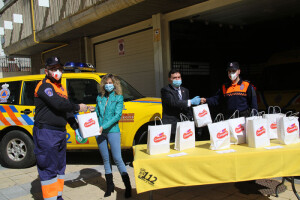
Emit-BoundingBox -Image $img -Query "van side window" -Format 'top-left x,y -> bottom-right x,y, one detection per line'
21,81 -> 40,105
66,79 -> 100,104
0,81 -> 21,105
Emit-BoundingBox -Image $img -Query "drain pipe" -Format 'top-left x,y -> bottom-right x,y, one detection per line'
30,0 -> 68,64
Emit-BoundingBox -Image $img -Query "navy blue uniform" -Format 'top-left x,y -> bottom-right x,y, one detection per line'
206,79 -> 258,119
33,77 -> 79,200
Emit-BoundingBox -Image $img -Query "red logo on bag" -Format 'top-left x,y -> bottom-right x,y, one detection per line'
287,123 -> 298,133
256,126 -> 266,136
154,132 -> 167,143
84,118 -> 95,127
217,129 -> 229,139
198,109 -> 208,117
235,124 -> 244,133
270,122 -> 277,129
183,129 -> 193,139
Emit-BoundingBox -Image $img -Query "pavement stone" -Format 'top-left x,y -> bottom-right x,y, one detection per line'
0,163 -> 299,200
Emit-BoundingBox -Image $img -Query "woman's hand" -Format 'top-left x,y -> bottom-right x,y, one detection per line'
99,126 -> 103,134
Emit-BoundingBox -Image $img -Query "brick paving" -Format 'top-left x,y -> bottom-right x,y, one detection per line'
0,152 -> 300,200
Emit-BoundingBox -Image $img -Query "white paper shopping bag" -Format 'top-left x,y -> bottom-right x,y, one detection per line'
247,117 -> 270,148
263,106 -> 284,139
227,111 -> 246,144
208,114 -> 230,150
245,109 -> 262,144
192,104 -> 212,127
277,113 -> 299,145
77,112 -> 100,138
147,117 -> 171,155
174,114 -> 195,151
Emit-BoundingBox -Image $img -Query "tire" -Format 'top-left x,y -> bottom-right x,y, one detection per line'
134,130 -> 148,145
0,130 -> 36,168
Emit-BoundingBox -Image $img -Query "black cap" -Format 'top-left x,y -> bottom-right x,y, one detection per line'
45,57 -> 62,67
227,62 -> 239,71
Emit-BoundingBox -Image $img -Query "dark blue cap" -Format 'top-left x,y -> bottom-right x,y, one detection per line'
45,57 -> 62,67
227,62 -> 239,71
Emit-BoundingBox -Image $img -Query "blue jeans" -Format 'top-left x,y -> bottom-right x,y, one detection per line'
96,132 -> 127,174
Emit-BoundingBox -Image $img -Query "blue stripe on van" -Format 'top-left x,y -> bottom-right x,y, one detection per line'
21,115 -> 34,125
0,106 -> 6,112
9,105 -> 18,113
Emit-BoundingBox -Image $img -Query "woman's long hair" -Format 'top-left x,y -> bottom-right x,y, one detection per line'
100,73 -> 122,96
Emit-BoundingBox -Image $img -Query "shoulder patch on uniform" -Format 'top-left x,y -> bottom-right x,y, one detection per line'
44,88 -> 53,97
240,84 -> 244,90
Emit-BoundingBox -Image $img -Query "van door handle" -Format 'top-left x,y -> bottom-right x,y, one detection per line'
21,109 -> 32,115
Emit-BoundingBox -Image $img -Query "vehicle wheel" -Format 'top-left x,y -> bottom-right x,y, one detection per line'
134,130 -> 148,145
0,130 -> 36,168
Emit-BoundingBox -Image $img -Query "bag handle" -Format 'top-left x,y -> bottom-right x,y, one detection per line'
229,110 -> 239,119
250,109 -> 259,116
180,113 -> 189,122
274,106 -> 281,114
154,116 -> 163,126
286,111 -> 299,117
259,111 -> 265,116
267,106 -> 274,114
268,106 -> 281,114
214,113 -> 224,122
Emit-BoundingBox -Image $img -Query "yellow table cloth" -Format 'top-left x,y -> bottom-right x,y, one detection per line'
133,140 -> 300,194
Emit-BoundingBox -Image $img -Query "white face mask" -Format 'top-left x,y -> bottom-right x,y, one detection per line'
229,72 -> 237,81
52,70 -> 62,81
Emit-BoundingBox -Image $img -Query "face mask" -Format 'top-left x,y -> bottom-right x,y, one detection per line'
52,70 -> 62,81
172,80 -> 182,87
105,84 -> 114,92
229,72 -> 237,81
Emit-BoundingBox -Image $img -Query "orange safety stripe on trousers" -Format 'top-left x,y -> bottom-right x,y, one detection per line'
2,105 -> 22,125
57,178 -> 64,193
0,110 -> 11,125
42,181 -> 59,199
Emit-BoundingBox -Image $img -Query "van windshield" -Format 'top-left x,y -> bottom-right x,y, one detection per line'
261,63 -> 299,90
99,76 -> 144,101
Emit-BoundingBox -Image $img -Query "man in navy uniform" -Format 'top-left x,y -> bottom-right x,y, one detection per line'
201,62 -> 258,119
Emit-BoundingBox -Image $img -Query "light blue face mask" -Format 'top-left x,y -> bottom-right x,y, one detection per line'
105,84 -> 114,92
172,80 -> 182,87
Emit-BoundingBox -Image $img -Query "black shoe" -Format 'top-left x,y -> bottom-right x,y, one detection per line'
121,172 -> 132,198
104,174 -> 115,197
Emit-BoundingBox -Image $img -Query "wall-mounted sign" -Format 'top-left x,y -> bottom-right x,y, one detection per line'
39,0 -> 49,7
13,14 -> 23,24
4,21 -> 13,30
154,28 -> 160,42
118,39 -> 125,56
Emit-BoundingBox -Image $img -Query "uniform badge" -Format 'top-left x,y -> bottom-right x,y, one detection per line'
0,83 -> 10,103
240,84 -> 244,90
45,88 -> 53,97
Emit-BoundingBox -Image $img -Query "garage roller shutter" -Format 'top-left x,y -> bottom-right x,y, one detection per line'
94,29 -> 155,97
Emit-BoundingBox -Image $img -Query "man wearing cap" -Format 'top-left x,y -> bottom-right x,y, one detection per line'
33,57 -> 88,200
201,62 -> 258,119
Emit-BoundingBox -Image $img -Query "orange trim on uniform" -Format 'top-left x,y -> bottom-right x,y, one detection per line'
42,182 -> 59,199
2,105 -> 22,125
35,79 -> 68,99
46,79 -> 68,99
34,80 -> 43,97
0,111 -> 11,125
223,81 -> 250,95
57,178 -> 64,192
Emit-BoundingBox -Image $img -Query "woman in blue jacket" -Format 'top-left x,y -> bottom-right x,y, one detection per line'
93,74 -> 131,198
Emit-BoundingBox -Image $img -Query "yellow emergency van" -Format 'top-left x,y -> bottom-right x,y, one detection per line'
0,72 -> 162,168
